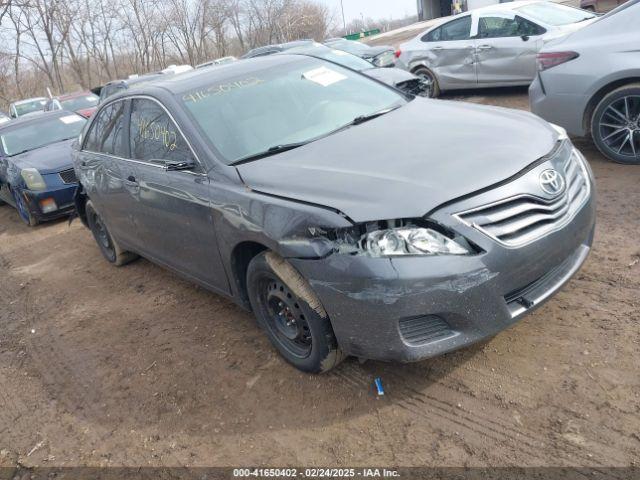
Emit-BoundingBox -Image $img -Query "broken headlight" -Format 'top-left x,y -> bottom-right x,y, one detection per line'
364,227 -> 470,257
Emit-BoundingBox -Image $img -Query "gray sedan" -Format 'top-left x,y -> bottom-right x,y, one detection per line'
73,55 -> 595,373
396,0 -> 596,97
530,0 -> 640,164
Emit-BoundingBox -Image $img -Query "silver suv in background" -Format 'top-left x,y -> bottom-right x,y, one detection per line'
529,0 -> 640,164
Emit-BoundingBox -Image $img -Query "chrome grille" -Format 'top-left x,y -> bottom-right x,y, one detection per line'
59,168 -> 77,184
455,150 -> 590,247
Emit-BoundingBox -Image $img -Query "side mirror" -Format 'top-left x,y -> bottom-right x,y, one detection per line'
164,159 -> 195,171
521,35 -> 530,42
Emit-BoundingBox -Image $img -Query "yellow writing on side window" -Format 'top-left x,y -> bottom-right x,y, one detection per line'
137,117 -> 178,151
183,77 -> 264,103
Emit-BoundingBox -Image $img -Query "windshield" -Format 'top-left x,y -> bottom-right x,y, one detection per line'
14,99 -> 46,117
0,114 -> 85,156
181,57 -> 405,165
61,94 -> 99,111
516,3 -> 596,26
288,46 -> 373,71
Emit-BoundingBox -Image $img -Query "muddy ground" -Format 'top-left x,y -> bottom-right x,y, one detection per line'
0,89 -> 639,470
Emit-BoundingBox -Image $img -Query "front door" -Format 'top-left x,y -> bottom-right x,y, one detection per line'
78,99 -> 141,248
425,15 -> 477,88
125,97 -> 230,293
475,14 -> 545,85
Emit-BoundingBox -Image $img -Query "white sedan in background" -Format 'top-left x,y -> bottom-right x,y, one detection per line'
396,0 -> 597,97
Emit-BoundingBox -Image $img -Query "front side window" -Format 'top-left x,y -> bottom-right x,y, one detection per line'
83,101 -> 127,156
516,3 -> 595,25
436,16 -> 472,41
180,57 -> 406,165
129,99 -> 193,164
478,15 -> 545,38
0,114 -> 85,156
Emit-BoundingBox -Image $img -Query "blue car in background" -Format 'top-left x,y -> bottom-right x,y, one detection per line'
0,111 -> 86,226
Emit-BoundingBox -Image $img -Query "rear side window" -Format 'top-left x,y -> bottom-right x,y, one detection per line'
425,16 -> 472,41
83,101 -> 127,156
129,98 -> 193,164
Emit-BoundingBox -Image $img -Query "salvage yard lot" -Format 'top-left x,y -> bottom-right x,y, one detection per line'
1,89 -> 639,468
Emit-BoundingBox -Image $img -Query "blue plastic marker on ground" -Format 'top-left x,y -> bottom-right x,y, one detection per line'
374,377 -> 384,396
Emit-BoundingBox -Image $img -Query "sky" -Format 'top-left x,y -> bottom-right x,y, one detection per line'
318,0 -> 419,25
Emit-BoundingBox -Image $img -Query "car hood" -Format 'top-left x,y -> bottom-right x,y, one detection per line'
236,98 -> 559,223
363,67 -> 416,86
9,139 -> 75,175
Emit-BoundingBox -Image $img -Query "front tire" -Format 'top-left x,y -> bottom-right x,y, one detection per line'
412,66 -> 440,98
85,200 -> 138,266
247,251 -> 344,373
591,83 -> 640,164
11,187 -> 38,227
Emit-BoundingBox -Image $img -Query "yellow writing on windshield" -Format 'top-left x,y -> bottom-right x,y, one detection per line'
183,77 -> 264,103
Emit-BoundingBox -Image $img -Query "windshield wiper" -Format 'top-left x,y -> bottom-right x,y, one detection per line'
231,141 -> 310,166
350,106 -> 401,126
230,106 -> 401,166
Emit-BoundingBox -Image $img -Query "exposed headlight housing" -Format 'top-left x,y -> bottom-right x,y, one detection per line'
21,168 -> 47,191
364,227 -> 471,257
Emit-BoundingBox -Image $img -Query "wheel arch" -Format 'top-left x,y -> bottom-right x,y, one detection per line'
230,241 -> 269,310
74,183 -> 89,228
583,77 -> 640,134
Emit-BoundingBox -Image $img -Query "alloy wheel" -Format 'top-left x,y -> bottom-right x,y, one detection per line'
598,95 -> 640,159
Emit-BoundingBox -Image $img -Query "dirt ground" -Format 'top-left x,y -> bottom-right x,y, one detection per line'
1,89 -> 639,471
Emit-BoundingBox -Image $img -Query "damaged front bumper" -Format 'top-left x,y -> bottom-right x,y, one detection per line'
20,182 -> 77,221
289,149 -> 596,363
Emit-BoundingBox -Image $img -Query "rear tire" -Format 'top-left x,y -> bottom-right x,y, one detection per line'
247,251 -> 344,373
412,66 -> 440,98
85,200 -> 138,266
591,83 -> 640,165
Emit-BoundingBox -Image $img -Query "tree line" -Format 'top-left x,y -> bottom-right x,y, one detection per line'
0,0 -> 333,108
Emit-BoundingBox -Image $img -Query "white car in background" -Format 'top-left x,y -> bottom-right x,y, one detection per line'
9,97 -> 48,118
396,0 -> 597,97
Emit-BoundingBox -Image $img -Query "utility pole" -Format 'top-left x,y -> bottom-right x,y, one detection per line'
340,0 -> 346,33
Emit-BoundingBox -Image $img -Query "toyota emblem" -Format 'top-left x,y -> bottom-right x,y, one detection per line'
539,169 -> 565,196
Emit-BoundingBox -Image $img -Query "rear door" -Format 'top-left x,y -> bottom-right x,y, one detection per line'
125,97 -> 229,292
421,15 -> 477,88
475,14 -> 545,85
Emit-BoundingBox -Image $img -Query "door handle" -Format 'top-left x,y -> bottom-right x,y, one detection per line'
432,46 -> 443,50
477,45 -> 493,50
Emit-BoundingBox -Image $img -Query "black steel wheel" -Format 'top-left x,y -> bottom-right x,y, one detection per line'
263,278 -> 313,359
85,200 -> 138,266
412,66 -> 440,98
247,251 -> 344,373
592,84 -> 640,164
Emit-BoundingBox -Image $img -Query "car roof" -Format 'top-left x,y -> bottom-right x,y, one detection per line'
464,0 -> 546,15
120,55 -> 316,98
0,110 -> 77,131
57,91 -> 95,101
11,97 -> 47,106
